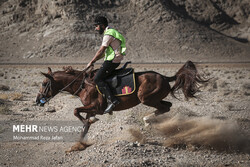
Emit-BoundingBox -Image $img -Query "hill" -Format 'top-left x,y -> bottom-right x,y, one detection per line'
0,0 -> 249,64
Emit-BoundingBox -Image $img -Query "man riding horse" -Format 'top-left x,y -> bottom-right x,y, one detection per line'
87,16 -> 126,114
36,16 -> 208,152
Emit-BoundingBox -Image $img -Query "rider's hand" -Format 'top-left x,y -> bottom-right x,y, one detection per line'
87,61 -> 93,68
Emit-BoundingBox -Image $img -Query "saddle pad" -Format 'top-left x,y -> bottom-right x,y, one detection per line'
97,72 -> 136,96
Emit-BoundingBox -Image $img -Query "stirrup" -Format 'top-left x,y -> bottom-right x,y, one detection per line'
104,100 -> 119,114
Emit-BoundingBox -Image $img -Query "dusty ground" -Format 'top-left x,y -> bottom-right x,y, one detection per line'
0,63 -> 249,167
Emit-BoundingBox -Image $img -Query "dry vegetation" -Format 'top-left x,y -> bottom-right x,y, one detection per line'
0,85 -> 23,115
0,92 -> 23,101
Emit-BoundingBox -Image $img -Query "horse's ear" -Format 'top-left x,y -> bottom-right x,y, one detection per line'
41,72 -> 54,81
48,67 -> 52,75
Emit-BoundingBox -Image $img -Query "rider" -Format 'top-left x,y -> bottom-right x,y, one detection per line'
87,16 -> 126,114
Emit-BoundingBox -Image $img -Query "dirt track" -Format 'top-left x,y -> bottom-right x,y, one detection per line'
0,63 -> 249,167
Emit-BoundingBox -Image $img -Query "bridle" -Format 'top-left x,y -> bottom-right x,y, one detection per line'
41,79 -> 52,97
40,65 -> 94,103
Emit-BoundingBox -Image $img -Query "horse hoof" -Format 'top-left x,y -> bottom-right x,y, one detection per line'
143,113 -> 155,127
143,117 -> 150,127
144,122 -> 150,127
65,142 -> 90,153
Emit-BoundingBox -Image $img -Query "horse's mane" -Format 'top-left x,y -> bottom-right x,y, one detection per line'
63,66 -> 76,74
62,66 -> 98,79
62,66 -> 88,77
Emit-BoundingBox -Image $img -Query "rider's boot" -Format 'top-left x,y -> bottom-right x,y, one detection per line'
99,84 -> 119,114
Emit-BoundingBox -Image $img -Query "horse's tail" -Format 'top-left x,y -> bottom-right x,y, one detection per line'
170,60 -> 208,99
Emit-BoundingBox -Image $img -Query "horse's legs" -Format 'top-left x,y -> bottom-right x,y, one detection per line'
74,104 -> 98,124
138,75 -> 172,113
67,105 -> 98,153
155,100 -> 172,115
74,105 -> 101,140
142,100 -> 172,126
80,121 -> 90,140
79,113 -> 91,140
137,75 -> 172,126
66,121 -> 91,153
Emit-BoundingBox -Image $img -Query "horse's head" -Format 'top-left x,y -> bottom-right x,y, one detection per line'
36,67 -> 60,106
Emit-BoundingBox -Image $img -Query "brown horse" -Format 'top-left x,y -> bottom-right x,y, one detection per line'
36,61 -> 207,151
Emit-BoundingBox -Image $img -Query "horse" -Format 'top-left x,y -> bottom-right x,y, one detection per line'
36,60 -> 207,151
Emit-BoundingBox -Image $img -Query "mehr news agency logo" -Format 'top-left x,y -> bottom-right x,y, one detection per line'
12,123 -> 83,141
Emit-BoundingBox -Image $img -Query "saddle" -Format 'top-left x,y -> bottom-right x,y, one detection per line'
96,61 -> 136,96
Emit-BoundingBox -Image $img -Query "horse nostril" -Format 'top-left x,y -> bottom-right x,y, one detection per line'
36,94 -> 41,102
36,94 -> 47,106
36,98 -> 46,107
36,98 -> 40,105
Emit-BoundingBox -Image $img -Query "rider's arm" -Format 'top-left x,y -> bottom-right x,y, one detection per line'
87,45 -> 107,67
87,35 -> 113,68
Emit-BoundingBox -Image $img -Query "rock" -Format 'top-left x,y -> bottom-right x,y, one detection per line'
0,99 -> 5,105
44,106 -> 56,112
0,84 -> 10,91
21,107 -> 30,111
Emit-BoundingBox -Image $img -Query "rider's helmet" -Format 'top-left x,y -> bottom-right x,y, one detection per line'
94,16 -> 108,27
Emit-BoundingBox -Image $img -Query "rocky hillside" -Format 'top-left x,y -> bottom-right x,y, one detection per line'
0,0 -> 249,64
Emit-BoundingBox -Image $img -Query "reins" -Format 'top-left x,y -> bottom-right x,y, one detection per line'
59,65 -> 94,95
41,66 -> 93,103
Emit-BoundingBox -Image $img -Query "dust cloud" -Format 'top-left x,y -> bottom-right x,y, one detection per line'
128,128 -> 146,144
153,114 -> 249,153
